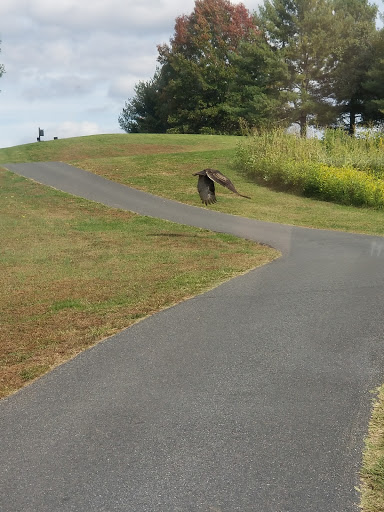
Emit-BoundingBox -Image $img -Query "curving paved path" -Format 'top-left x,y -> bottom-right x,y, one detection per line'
1,161 -> 384,512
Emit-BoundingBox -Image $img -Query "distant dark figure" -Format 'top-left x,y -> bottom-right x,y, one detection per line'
193,168 -> 251,205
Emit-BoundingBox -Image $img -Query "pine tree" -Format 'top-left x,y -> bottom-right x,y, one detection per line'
226,34 -> 288,129
363,27 -> 384,123
257,0 -> 346,136
331,0 -> 378,134
118,72 -> 168,133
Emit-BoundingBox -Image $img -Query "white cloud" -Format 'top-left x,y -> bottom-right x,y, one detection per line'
108,75 -> 141,100
22,74 -> 95,101
53,121 -> 102,139
2,0 -> 203,36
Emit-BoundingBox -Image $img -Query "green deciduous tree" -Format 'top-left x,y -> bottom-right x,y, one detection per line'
119,0 -> 264,134
157,0 -> 259,134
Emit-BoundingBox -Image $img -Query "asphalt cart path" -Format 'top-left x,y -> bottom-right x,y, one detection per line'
1,161 -> 384,512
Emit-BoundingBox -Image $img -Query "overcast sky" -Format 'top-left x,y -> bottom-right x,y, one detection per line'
0,0 -> 383,149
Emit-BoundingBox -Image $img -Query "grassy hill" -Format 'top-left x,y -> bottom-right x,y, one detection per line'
1,133 -> 383,235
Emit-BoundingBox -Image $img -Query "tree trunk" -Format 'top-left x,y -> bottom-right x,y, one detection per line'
299,114 -> 307,138
348,103 -> 356,136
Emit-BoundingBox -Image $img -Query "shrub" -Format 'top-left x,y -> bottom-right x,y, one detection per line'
236,129 -> 384,208
315,165 -> 384,207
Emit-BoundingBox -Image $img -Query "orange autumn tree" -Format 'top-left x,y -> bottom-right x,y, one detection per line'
157,0 -> 259,133
119,0 -> 283,134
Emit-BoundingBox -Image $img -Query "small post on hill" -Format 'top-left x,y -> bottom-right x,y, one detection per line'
37,127 -> 44,142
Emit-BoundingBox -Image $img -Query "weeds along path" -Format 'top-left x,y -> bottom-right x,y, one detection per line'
2,161 -> 384,512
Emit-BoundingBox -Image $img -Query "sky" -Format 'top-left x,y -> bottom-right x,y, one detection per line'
0,0 -> 383,149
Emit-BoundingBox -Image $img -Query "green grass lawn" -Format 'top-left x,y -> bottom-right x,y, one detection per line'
1,132 -> 383,511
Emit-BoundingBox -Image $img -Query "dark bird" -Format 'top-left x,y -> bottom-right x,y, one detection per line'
193,168 -> 251,205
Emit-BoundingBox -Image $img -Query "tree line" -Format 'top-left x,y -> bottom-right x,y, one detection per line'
118,0 -> 384,137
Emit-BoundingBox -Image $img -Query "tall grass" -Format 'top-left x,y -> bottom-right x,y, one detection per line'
360,385 -> 384,512
322,129 -> 384,175
236,128 -> 384,208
